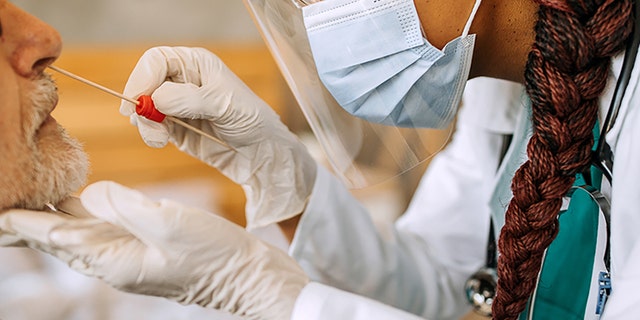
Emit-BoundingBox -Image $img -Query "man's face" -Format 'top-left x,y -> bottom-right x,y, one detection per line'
0,1 -> 88,210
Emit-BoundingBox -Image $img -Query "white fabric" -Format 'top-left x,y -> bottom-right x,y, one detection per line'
290,50 -> 640,319
292,282 -> 425,320
599,50 -> 640,319
459,78 -> 524,133
290,77 -> 524,319
0,182 -> 308,320
119,46 -> 316,230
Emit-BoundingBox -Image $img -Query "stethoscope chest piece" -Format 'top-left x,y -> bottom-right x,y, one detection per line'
465,267 -> 497,317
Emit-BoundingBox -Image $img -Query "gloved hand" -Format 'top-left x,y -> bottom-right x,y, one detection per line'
0,181 -> 309,320
120,46 -> 317,230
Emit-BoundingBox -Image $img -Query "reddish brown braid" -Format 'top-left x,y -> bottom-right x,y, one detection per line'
492,0 -> 633,318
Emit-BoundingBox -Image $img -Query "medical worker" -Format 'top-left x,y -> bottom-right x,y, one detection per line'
1,0 -> 638,320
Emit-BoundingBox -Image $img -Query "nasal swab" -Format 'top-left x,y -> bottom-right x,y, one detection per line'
48,65 -> 234,150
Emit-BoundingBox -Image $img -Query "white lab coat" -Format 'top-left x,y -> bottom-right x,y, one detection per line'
289,49 -> 640,320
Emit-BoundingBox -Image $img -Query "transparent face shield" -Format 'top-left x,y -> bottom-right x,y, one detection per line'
243,0 -> 453,189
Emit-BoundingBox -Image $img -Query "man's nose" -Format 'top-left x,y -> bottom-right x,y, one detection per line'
4,2 -> 62,77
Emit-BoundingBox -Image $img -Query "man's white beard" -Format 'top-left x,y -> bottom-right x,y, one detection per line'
1,74 -> 90,210
26,124 -> 90,209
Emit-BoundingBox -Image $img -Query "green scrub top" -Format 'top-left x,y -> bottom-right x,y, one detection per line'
490,98 -> 609,319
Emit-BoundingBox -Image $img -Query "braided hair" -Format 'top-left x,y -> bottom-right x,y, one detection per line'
492,0 -> 633,318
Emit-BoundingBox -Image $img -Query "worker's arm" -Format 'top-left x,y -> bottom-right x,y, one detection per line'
287,125 -> 497,320
287,78 -> 524,319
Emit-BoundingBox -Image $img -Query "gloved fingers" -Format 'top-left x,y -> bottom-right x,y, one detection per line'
0,207 -> 143,285
0,233 -> 23,247
135,116 -> 171,148
79,181 -> 226,245
120,46 -> 206,116
120,47 -> 170,117
0,209 -> 100,262
152,81 -> 229,120
190,47 -> 234,85
190,47 -> 281,121
47,220 -> 139,279
158,46 -> 205,85
128,114 -> 138,126
153,79 -> 278,146
79,181 -> 146,227
119,100 -> 137,118
0,209 -> 73,246
153,47 -> 270,121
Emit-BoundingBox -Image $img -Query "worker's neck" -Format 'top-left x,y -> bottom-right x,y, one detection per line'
414,0 -> 538,84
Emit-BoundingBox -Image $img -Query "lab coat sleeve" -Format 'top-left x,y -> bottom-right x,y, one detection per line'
290,124 -> 504,320
291,163 -> 468,319
291,282 -> 426,320
289,78 -> 524,320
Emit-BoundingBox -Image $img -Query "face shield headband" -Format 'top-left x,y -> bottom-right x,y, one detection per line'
243,0 -> 480,188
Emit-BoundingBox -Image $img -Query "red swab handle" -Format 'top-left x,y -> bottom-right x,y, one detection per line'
136,95 -> 166,122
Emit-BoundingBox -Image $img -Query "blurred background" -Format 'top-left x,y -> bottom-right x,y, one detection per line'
0,1 -> 449,320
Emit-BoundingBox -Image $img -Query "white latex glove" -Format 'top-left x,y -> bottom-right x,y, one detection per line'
0,181 -> 309,320
120,46 -> 316,230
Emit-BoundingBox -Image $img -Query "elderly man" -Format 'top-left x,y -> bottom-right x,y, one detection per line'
0,2 -> 302,320
0,2 -> 422,320
0,1 -> 87,213
6,0 -> 636,319
0,0 -> 444,318
0,2 -> 244,319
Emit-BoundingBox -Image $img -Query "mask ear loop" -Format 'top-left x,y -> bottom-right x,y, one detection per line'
462,0 -> 482,37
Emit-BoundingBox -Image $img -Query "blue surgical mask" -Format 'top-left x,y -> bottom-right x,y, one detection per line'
302,0 -> 481,129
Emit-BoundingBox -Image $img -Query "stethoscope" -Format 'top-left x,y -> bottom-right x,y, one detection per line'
464,1 -> 640,316
465,220 -> 498,317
